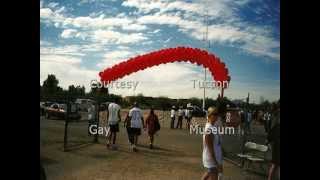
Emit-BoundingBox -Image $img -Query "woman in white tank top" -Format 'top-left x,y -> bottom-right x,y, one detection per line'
201,107 -> 223,180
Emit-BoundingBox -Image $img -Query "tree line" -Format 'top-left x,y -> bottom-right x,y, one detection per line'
40,74 -> 279,111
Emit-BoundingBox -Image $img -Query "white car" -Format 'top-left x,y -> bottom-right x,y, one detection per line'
75,99 -> 95,112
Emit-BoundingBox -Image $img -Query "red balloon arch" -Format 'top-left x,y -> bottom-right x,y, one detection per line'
99,46 -> 230,88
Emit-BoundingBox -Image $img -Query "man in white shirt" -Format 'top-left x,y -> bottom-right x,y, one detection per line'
176,106 -> 184,129
127,102 -> 145,152
185,107 -> 192,130
88,103 -> 96,136
245,110 -> 252,135
263,110 -> 272,133
170,106 -> 176,129
106,102 -> 121,149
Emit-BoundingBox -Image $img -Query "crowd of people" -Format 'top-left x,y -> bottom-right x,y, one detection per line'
170,105 -> 193,130
94,101 -> 160,152
88,100 -> 279,180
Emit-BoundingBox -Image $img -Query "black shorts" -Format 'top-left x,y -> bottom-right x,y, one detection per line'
109,124 -> 119,132
128,127 -> 141,136
207,167 -> 218,174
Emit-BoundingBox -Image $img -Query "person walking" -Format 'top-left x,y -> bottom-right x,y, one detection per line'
201,107 -> 223,180
239,110 -> 245,136
263,110 -> 272,133
145,108 -> 160,149
125,102 -> 145,152
170,106 -> 176,129
185,106 -> 193,130
176,106 -> 184,129
245,110 -> 252,135
106,102 -> 121,150
267,106 -> 280,180
98,104 -> 108,137
88,102 -> 97,136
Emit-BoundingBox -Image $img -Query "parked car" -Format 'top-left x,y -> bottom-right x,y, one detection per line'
75,99 -> 95,112
45,103 -> 81,120
191,105 -> 206,117
40,101 -> 54,116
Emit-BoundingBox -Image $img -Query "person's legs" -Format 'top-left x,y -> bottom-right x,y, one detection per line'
135,135 -> 138,145
109,132 -> 114,144
127,128 -> 134,144
106,128 -> 112,148
268,163 -> 275,180
112,132 -> 116,144
170,117 -> 175,129
264,121 -> 268,133
201,172 -> 210,180
186,118 -> 190,130
175,117 -> 179,128
201,168 -> 218,180
149,134 -> 154,149
276,166 -> 280,180
176,117 -> 182,129
268,120 -> 272,133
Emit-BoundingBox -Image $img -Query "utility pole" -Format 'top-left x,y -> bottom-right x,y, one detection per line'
202,6 -> 209,111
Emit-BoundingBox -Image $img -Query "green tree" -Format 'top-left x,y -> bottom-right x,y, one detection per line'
42,74 -> 61,96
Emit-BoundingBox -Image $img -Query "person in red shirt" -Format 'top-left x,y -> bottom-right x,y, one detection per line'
145,108 -> 160,149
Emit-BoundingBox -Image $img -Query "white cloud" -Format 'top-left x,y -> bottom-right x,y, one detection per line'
40,42 -> 98,91
40,8 -> 53,18
48,2 -> 59,8
151,29 -> 161,34
40,59 -> 99,91
122,0 -> 239,19
102,50 -> 132,66
40,54 -> 82,65
164,37 -> 172,43
92,30 -> 147,44
40,40 -> 52,46
97,49 -> 143,68
122,23 -> 147,31
41,45 -> 85,57
41,5 -> 146,32
61,29 -> 78,38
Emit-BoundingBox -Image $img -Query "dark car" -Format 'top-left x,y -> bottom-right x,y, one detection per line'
191,105 -> 206,117
45,103 -> 81,120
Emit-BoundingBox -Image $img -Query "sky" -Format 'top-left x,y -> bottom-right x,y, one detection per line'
40,0 -> 280,103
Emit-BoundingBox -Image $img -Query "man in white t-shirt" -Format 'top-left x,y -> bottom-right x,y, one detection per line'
170,106 -> 176,129
185,106 -> 193,130
176,106 -> 184,129
88,103 -> 96,136
106,102 -> 121,149
126,102 -> 145,152
263,110 -> 272,133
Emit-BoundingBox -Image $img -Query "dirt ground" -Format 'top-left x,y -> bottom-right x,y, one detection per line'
40,110 -> 265,180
